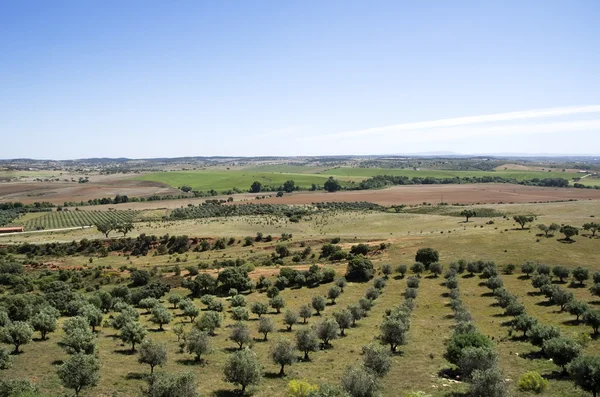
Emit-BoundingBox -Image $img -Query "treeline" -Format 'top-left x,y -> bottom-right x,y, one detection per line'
170,202 -> 310,221
0,202 -> 55,227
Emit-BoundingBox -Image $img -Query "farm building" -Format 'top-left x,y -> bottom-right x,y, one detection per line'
0,226 -> 24,233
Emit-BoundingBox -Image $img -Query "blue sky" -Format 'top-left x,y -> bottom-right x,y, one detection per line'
1,1 -> 599,159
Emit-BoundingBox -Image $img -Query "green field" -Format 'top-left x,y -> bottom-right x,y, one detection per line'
10,210 -> 139,231
135,167 -> 584,192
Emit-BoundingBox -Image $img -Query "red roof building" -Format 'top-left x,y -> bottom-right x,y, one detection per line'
0,227 -> 24,233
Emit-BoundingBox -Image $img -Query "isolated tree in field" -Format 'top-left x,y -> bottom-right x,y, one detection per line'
316,318 -> 340,347
457,346 -> 498,379
312,295 -> 326,315
251,302 -> 268,318
572,266 -> 589,285
116,221 -> 134,237
150,305 -> 172,330
30,310 -> 58,340
410,262 -> 425,277
147,372 -> 199,397
120,320 -> 147,353
415,248 -> 439,269
461,209 -> 476,222
296,327 -> 320,361
283,180 -> 296,193
396,264 -> 408,278
567,300 -> 589,322
327,286 -> 341,304
223,348 -> 262,394
333,309 -> 353,336
299,304 -> 313,323
552,265 -> 571,283
583,222 -> 600,237
186,328 -> 211,362
513,215 -> 534,229
584,310 -> 600,335
323,177 -> 341,192
560,225 -> 579,241
362,344 -> 391,377
568,355 -> 600,397
57,352 -> 100,397
195,311 -> 222,335
96,220 -> 118,238
258,317 -> 275,341
1,321 -> 33,354
543,337 -> 581,373
270,295 -> 285,314
271,339 -> 296,376
379,317 -> 407,353
341,364 -> 379,397
138,339 -> 167,374
512,314 -> 538,337
250,181 -> 262,193
230,322 -> 252,350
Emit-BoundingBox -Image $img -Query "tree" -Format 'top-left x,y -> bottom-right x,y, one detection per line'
460,209 -> 476,222
312,296 -> 326,315
130,269 -> 151,287
552,265 -> 571,282
96,221 -> 117,238
120,320 -> 147,352
1,321 -> 33,354
230,322 -> 252,350
271,339 -> 296,376
521,262 -> 536,277
567,300 -> 589,322
517,371 -> 548,394
457,346 -> 498,379
583,222 -> 600,237
62,327 -> 96,355
361,344 -> 391,377
396,264 -> 408,278
283,310 -> 299,331
513,215 -> 534,229
560,225 -> 579,241
410,262 -> 425,277
543,337 -> 581,373
538,224 -> 550,236
186,328 -> 211,361
327,286 -> 341,304
347,304 -> 365,326
531,274 -> 551,291
345,255 -> 374,281
223,348 -> 262,394
57,353 -> 100,397
0,347 -> 11,370
573,266 -> 590,285
30,310 -> 58,340
250,181 -> 262,193
231,307 -> 250,321
258,317 -> 275,341
379,317 -> 407,353
180,301 -> 200,323
340,364 -> 379,397
116,222 -> 134,237
444,331 -> 493,365
138,339 -> 167,374
333,309 -> 353,337
336,277 -> 348,291
195,311 -> 222,335
79,304 -> 103,332
150,305 -> 172,330
323,177 -> 341,193
251,302 -> 268,318
218,267 -> 252,292
469,368 -> 508,397
147,371 -> 200,397
168,294 -> 182,309
316,318 -> 340,347
429,262 -> 443,277
296,328 -> 320,361
568,355 -> 600,397
529,324 -> 561,350
415,248 -> 439,269
283,180 -> 296,193
230,294 -> 247,308
584,310 -> 600,335
270,295 -> 286,314
299,304 -> 313,324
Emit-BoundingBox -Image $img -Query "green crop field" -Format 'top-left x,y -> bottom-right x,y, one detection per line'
11,210 -> 139,230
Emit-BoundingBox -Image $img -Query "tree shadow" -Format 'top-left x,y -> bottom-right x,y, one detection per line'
114,348 -> 135,355
527,291 -> 542,296
462,274 -> 475,279
438,367 -> 460,380
480,292 -> 495,297
491,313 -> 507,318
264,372 -> 283,379
521,350 -> 544,360
440,292 -> 450,298
562,319 -> 581,326
148,328 -> 165,333
212,389 -> 238,397
589,300 -> 600,306
393,275 -> 406,280
509,334 -> 528,342
176,358 -> 206,366
517,275 -> 530,280
569,283 -> 586,289
543,370 -> 568,380
51,359 -> 64,366
500,319 -> 514,327
535,301 -> 554,307
125,372 -> 146,380
224,346 -> 241,353
557,239 -> 576,244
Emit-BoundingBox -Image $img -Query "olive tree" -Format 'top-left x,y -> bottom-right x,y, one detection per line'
185,328 -> 211,361
379,317 -> 407,353
258,317 -> 275,341
568,355 -> 600,397
296,327 -> 320,361
1,321 -> 33,354
270,296 -> 286,314
119,320 -> 147,353
283,310 -> 299,331
316,318 -> 340,347
250,302 -> 268,318
327,286 -> 341,304
138,339 -> 168,374
271,339 -> 296,376
469,367 -> 508,397
230,322 -> 252,350
30,310 -> 58,340
299,304 -> 313,324
57,352 -> 100,397
341,364 -> 379,397
457,346 -> 498,378
195,311 -> 222,335
147,371 -> 199,397
150,305 -> 172,330
543,337 -> 581,373
333,309 -> 353,336
223,348 -> 262,394
361,344 -> 391,377
312,296 -> 326,315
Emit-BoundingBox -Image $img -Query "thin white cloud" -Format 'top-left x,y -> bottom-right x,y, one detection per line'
310,105 -> 600,141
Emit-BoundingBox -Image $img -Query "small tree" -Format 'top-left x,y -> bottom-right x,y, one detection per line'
258,317 -> 275,341
231,307 -> 250,322
517,371 -> 548,394
230,294 -> 247,308
147,372 -> 199,397
270,296 -> 286,314
444,331 -> 493,365
381,265 -> 393,279
469,368 -> 508,397
341,364 -> 379,397
568,355 -> 600,397
230,322 -> 252,350
168,294 -> 182,309
138,339 -> 167,374
312,296 -> 326,315
560,225 -> 579,241
429,262 -> 443,277
223,348 -> 262,394
567,300 -> 589,322
195,311 -> 222,335
583,222 -> 600,237
1,321 -> 33,354
513,215 -> 534,229
327,286 -> 341,304
186,328 -> 211,361
396,264 -> 408,278
333,309 -> 353,336
57,353 -> 100,396
543,337 -> 581,373
461,209 -> 476,222
271,339 -> 296,376
96,221 -> 116,238
458,346 -> 498,379
362,344 -> 391,377
296,328 -> 319,361
250,302 -> 268,318
584,310 -> 600,335
120,320 -> 147,352
572,266 -> 590,285
348,304 -> 365,326
335,277 -> 348,291
62,327 -> 96,355
30,310 -> 58,340
283,310 -> 299,331
299,304 -> 313,324
181,301 -> 200,323
529,324 -> 561,350
150,305 -> 172,330
552,265 -> 571,282
316,317 -> 340,347
379,317 -> 407,353
410,262 -> 425,277
521,262 -> 536,277
116,222 -> 134,237
415,248 -> 439,269
512,314 -> 538,337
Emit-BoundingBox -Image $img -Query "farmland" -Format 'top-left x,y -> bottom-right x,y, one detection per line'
9,210 -> 139,231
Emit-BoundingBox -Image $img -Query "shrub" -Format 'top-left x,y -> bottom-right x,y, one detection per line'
444,331 -> 493,365
469,367 -> 508,397
345,256 -> 374,281
287,380 -> 318,397
517,371 -> 548,394
340,364 -> 379,397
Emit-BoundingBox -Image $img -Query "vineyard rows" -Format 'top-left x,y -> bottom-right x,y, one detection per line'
17,210 -> 139,230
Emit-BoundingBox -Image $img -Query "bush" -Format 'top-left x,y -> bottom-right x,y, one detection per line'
469,367 -> 508,397
340,364 -> 379,397
444,331 -> 493,365
517,371 -> 548,394
345,256 -> 374,281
